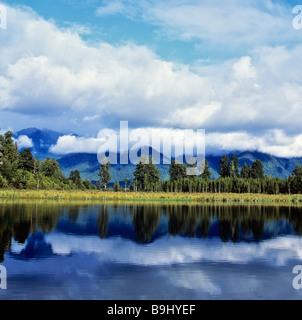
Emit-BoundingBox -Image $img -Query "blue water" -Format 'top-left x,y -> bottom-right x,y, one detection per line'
0,202 -> 301,300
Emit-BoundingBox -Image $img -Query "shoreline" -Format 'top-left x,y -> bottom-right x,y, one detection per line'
0,190 -> 302,205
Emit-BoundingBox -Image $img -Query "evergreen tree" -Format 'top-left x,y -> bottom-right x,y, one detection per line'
18,148 -> 35,173
133,155 -> 147,190
0,131 -> 19,181
134,155 -> 161,191
200,159 -> 211,180
69,170 -> 82,189
229,155 -> 239,178
250,160 -> 264,179
240,163 -> 249,179
219,155 -> 230,178
98,157 -> 111,190
113,182 -> 120,192
292,165 -> 302,194
146,156 -> 161,191
169,160 -> 187,182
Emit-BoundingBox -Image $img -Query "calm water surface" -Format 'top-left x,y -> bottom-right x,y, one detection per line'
0,201 -> 301,300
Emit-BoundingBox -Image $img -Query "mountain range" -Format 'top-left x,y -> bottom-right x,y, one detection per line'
14,128 -> 302,184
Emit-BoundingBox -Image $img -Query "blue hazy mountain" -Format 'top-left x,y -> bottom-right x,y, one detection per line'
14,128 -> 78,159
14,128 -> 302,183
57,151 -> 302,184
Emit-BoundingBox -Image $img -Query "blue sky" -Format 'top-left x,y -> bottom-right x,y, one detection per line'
1,0 -> 302,156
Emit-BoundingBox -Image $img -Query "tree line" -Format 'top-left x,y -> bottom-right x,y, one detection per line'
0,131 -> 97,190
99,153 -> 302,195
2,129 -> 302,194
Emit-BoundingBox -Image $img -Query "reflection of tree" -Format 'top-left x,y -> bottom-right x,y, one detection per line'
67,207 -> 80,222
0,201 -> 301,263
219,220 -> 231,243
250,220 -> 264,240
289,207 -> 302,236
97,205 -> 109,239
14,220 -> 31,244
168,206 -> 198,238
36,210 -> 60,233
240,219 -> 264,240
0,202 -> 64,262
198,217 -> 211,239
0,228 -> 12,263
132,206 -> 160,243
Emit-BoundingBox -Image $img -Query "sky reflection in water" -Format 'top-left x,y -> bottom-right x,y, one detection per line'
0,202 -> 301,300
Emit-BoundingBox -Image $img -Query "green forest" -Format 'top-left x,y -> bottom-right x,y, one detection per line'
1,130 -> 302,194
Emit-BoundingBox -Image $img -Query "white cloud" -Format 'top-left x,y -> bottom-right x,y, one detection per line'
207,130 -> 302,158
50,135 -> 105,154
233,56 -> 257,80
15,135 -> 33,149
50,128 -> 302,158
96,0 -> 296,48
1,3 -> 302,156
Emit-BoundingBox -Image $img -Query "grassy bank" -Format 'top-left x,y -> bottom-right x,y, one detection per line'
0,189 -> 302,204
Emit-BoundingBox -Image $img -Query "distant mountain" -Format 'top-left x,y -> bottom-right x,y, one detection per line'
13,128 -> 302,183
57,150 -> 302,184
207,151 -> 302,180
14,128 -> 77,160
57,152 -> 170,184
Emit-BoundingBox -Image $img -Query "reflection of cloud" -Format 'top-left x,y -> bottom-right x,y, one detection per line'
43,234 -> 302,267
165,269 -> 222,295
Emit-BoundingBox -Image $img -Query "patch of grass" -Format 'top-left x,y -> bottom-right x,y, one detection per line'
0,189 -> 301,205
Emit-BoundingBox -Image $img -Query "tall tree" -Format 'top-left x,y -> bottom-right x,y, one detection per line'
169,160 -> 187,182
134,155 -> 161,191
98,157 -> 111,190
240,163 -> 250,179
69,170 -> 82,189
0,131 -> 19,181
219,155 -> 230,178
33,158 -> 41,190
146,156 -> 161,191
229,155 -> 239,178
18,148 -> 35,173
250,160 -> 264,179
292,164 -> 302,194
124,178 -> 128,191
200,159 -> 211,180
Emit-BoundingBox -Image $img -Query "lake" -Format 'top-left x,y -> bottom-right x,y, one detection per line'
0,200 -> 301,300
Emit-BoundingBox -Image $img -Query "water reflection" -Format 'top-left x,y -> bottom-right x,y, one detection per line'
0,201 -> 302,300
0,202 -> 302,262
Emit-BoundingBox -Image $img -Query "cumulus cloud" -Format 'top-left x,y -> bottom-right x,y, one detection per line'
50,128 -> 302,158
50,135 -> 105,154
15,135 -> 33,149
207,130 -> 302,158
0,3 -> 302,156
